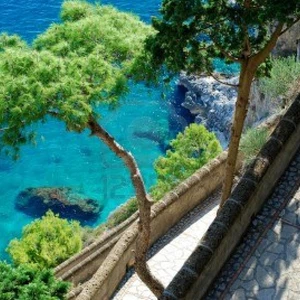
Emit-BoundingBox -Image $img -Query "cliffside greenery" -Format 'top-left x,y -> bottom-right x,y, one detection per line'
240,127 -> 269,165
7,211 -> 82,269
260,57 -> 300,106
0,0 -> 165,296
0,262 -> 69,299
144,0 -> 300,207
151,124 -> 222,200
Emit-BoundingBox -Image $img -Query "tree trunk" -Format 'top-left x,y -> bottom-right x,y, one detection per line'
220,24 -> 284,207
87,117 -> 164,297
220,62 -> 256,206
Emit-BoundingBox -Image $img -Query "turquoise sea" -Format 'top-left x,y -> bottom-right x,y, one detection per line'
0,0 -> 184,259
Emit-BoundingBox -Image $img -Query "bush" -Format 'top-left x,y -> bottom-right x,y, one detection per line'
0,262 -> 69,299
81,224 -> 106,246
240,127 -> 269,165
151,124 -> 222,200
61,0 -> 93,22
106,197 -> 138,229
260,57 -> 300,105
7,211 -> 82,269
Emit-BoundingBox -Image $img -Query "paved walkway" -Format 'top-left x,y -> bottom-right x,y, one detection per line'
113,191 -> 220,300
207,149 -> 300,300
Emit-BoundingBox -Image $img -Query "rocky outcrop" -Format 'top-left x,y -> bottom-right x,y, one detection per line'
16,187 -> 101,223
178,72 -> 274,147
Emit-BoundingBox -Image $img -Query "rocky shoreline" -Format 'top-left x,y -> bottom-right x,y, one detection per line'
178,72 -> 274,148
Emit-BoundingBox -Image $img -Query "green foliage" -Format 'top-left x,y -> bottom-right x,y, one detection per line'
0,33 -> 27,51
0,1 -> 152,157
260,57 -> 300,99
81,224 -> 106,247
106,197 -> 138,228
240,127 -> 269,165
0,262 -> 69,300
7,211 -> 82,269
144,0 -> 300,79
151,124 -> 222,200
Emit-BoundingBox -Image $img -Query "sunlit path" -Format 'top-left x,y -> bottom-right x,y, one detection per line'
113,191 -> 220,299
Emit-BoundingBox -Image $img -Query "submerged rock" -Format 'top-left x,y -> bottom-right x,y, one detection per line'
16,187 -> 101,223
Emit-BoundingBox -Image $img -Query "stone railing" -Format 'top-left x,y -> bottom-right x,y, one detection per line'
160,93 -> 300,299
65,150 -> 241,299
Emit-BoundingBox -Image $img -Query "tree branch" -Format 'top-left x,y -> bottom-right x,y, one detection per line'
209,72 -> 239,88
211,37 -> 242,63
280,17 -> 300,36
251,23 -> 284,66
86,115 -> 164,298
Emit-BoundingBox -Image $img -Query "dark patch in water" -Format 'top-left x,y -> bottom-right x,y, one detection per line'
15,187 -> 102,226
80,146 -> 92,157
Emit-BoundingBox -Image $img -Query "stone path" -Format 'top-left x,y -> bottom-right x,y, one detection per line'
113,190 -> 221,300
207,149 -> 300,300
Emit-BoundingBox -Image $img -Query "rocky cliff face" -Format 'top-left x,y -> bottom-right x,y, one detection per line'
178,72 -> 274,147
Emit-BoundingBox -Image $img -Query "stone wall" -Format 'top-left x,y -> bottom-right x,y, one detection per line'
160,93 -> 300,300
68,150 -> 242,299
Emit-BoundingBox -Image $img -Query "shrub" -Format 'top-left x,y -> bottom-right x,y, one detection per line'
151,124 -> 222,200
260,57 -> 300,106
106,197 -> 138,229
81,224 -> 106,246
7,211 -> 82,269
240,127 -> 269,165
0,262 -> 69,299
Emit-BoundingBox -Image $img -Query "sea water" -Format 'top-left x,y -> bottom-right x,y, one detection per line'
0,0 -> 174,259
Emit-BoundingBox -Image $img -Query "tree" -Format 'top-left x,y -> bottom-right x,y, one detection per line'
151,124 -> 222,200
0,261 -> 69,299
0,0 -> 163,296
145,0 -> 300,206
7,211 -> 82,269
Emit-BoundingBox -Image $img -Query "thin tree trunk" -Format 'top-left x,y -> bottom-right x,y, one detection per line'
220,24 -> 284,207
87,116 -> 164,298
220,62 -> 256,206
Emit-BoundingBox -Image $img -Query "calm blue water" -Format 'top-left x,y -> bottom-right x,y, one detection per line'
0,0 -> 172,259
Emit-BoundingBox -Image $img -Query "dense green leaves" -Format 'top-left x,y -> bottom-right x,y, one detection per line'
240,127 -> 269,165
260,57 -> 300,100
0,262 -> 69,300
0,0 -> 152,157
151,124 -> 222,200
146,0 -> 300,75
7,211 -> 82,269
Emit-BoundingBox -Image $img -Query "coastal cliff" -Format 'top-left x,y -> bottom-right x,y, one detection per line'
178,72 -> 274,147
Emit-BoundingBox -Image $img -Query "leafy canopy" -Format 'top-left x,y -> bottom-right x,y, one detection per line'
0,0 -> 152,158
0,262 -> 69,300
145,0 -> 300,75
151,124 -> 222,200
7,211 -> 82,269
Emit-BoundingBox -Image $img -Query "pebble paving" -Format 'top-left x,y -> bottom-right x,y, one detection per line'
113,190 -> 221,300
206,148 -> 300,300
